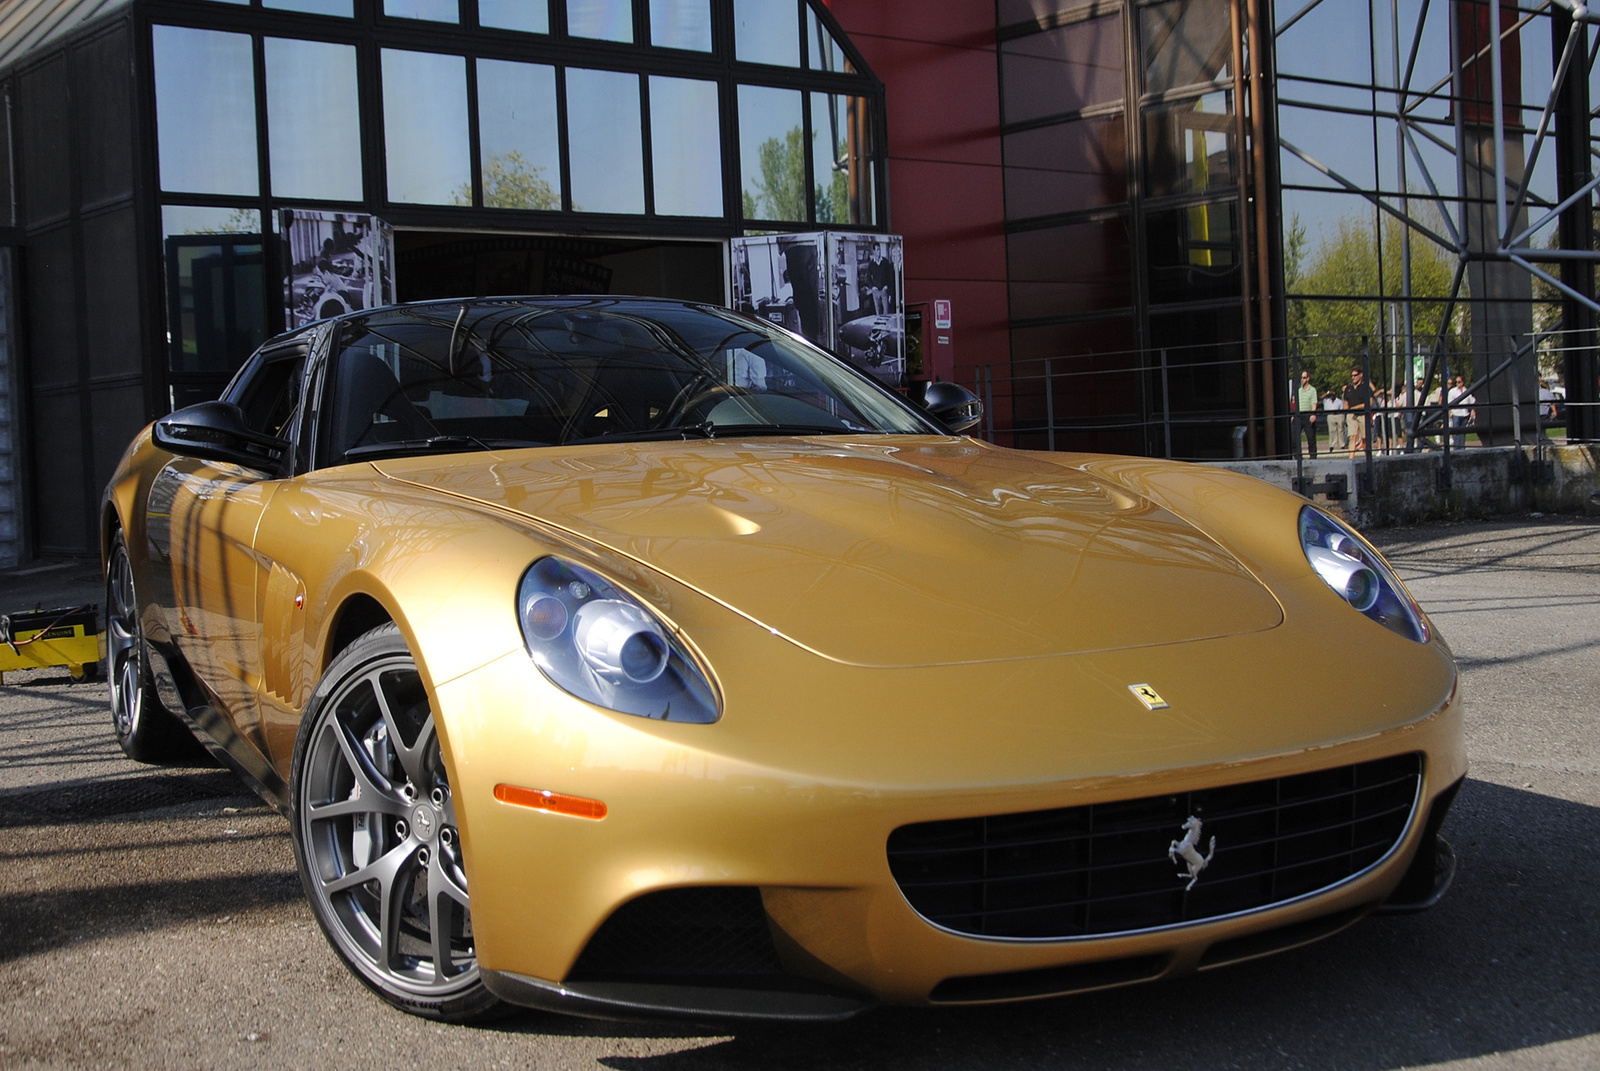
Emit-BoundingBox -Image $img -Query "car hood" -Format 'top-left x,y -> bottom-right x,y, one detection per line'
376,437 -> 1282,668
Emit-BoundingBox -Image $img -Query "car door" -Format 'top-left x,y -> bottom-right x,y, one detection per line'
159,341 -> 310,758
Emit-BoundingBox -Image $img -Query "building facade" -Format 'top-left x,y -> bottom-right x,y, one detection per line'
0,0 -> 1592,563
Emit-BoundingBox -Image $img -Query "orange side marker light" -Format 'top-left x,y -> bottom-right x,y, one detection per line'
493,783 -> 608,820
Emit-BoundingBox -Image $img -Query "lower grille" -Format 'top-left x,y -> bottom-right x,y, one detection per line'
566,887 -> 784,983
888,753 -> 1422,940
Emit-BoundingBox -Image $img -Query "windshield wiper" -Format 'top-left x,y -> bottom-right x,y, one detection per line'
343,435 -> 548,461
697,423 -> 863,437
564,422 -> 871,446
565,422 -> 717,445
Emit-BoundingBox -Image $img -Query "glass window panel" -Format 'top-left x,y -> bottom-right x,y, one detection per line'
1273,0 -> 1373,84
1148,306 -> 1246,419
162,205 -> 263,236
382,50 -> 471,204
477,60 -> 562,210
162,207 -> 266,377
266,38 -> 362,201
811,93 -> 874,225
1006,217 -> 1132,319
1010,317 -> 1137,362
1142,0 -> 1232,96
738,85 -> 805,221
566,68 -> 645,213
152,25 -> 258,196
480,0 -> 549,32
651,0 -> 711,50
651,76 -> 722,216
1276,104 -> 1376,189
1145,198 -> 1242,304
1143,92 -> 1235,199
1004,114 -> 1126,219
1010,319 -> 1143,455
1001,16 -> 1124,125
568,0 -> 633,42
736,0 -> 800,66
265,0 -> 352,15
805,6 -> 852,72
385,0 -> 459,21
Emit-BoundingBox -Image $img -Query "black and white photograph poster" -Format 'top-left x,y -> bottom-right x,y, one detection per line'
729,232 -> 905,386
826,232 -> 904,386
729,233 -> 826,342
280,210 -> 396,329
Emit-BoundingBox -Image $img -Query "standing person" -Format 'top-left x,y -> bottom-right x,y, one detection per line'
1448,374 -> 1474,448
1344,368 -> 1372,454
866,243 -> 891,315
1294,370 -> 1319,458
1324,391 -> 1348,453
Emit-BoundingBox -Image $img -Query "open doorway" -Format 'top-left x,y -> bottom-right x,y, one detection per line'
394,232 -> 726,304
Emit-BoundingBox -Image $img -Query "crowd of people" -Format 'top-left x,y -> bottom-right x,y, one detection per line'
1290,368 -> 1478,458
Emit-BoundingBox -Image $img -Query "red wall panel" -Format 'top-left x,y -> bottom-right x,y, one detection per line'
830,1 -> 1012,389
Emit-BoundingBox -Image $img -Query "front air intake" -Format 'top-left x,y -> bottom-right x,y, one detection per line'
566,886 -> 785,984
888,753 -> 1422,940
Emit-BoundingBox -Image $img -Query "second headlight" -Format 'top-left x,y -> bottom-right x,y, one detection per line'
517,557 -> 720,723
1299,506 -> 1428,643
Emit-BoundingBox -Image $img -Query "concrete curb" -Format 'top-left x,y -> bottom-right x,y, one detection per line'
1212,445 -> 1600,527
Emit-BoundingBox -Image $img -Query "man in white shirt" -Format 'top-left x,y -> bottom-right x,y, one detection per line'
1323,392 -> 1348,454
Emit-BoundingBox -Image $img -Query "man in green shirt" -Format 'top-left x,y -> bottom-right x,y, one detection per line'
1294,370 -> 1319,458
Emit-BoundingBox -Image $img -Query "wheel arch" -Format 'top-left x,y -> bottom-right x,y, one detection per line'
321,592 -> 395,674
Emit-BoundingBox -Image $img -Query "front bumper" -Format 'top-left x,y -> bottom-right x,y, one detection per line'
431,618 -> 1466,1019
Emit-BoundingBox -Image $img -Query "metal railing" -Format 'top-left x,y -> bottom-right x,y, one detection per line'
963,332 -> 1595,503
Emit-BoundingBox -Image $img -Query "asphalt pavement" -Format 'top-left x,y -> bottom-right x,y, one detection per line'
1,517 -> 1597,1070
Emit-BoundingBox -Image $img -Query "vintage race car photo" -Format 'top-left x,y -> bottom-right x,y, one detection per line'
101,296 -> 1465,1023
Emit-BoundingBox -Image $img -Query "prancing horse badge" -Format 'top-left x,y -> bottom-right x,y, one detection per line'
1128,683 -> 1169,710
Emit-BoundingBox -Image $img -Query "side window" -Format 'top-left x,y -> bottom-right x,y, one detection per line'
231,351 -> 308,438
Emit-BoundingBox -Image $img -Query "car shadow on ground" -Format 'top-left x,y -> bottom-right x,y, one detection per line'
534,778 -> 1600,1070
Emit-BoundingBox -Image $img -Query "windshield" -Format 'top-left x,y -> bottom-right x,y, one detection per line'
319,298 -> 935,466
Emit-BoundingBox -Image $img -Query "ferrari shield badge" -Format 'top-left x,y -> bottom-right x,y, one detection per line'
1128,683 -> 1169,710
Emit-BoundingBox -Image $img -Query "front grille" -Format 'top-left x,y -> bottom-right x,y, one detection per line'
888,753 -> 1421,940
566,887 -> 785,983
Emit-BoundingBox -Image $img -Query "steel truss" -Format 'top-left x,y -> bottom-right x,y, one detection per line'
1274,0 -> 1599,440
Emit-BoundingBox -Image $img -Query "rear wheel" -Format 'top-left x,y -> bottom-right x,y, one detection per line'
105,531 -> 201,763
290,624 -> 501,1022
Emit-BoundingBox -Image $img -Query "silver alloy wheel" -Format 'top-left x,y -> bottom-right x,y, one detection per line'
299,652 -> 478,1000
106,540 -> 143,739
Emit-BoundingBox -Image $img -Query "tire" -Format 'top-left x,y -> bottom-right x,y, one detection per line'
289,624 -> 502,1022
105,531 -> 205,764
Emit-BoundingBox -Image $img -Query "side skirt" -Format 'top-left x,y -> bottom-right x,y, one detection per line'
146,640 -> 291,814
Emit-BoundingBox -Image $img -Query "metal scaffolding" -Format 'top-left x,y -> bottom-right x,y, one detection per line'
1273,0 -> 1598,441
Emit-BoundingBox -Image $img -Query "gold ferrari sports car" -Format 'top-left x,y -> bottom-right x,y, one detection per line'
102,297 -> 1464,1023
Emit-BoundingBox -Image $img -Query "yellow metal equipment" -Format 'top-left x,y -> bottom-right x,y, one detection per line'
0,605 -> 101,683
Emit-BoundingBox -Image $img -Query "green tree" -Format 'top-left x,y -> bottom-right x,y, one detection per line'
814,145 -> 852,224
744,126 -> 807,221
1287,208 -> 1466,397
453,151 -> 562,211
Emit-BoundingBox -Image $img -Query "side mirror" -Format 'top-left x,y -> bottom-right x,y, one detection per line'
912,381 -> 984,435
152,401 -> 289,472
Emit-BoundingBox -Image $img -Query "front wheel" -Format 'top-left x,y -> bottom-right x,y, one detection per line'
290,624 -> 502,1022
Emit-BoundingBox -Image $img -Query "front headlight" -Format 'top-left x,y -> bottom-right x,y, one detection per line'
1298,506 -> 1428,643
517,557 -> 721,723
